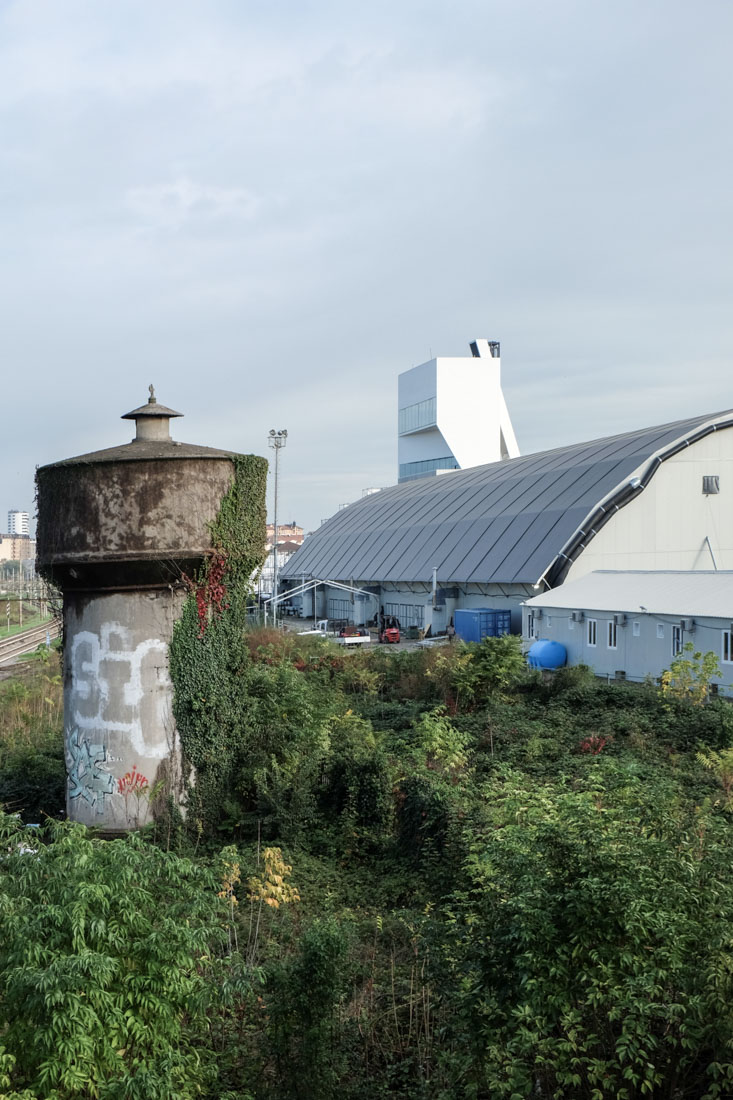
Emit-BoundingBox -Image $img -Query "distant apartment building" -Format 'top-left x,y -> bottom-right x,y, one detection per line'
265,522 -> 303,551
0,534 -> 36,562
258,539 -> 302,598
398,338 -> 519,482
7,510 -> 29,536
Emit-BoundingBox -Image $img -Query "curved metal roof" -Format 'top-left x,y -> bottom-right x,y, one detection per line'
283,410 -> 733,587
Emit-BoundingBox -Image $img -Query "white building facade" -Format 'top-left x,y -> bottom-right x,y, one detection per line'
398,339 -> 519,482
523,571 -> 733,696
7,510 -> 29,536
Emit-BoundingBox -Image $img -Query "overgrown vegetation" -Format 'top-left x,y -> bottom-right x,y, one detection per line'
3,622 -> 733,1097
0,649 -> 64,822
169,452 -> 268,831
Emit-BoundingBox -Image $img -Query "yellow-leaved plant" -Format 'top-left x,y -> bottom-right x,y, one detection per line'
246,846 -> 300,964
660,643 -> 722,707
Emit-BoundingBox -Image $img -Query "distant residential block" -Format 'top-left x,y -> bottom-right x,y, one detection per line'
0,534 -> 36,562
265,522 -> 303,551
7,510 -> 29,536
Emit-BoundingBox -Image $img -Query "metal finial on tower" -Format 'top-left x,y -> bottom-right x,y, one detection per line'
148,384 -> 156,404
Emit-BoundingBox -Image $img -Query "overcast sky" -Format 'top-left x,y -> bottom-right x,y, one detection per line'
2,0 -> 731,534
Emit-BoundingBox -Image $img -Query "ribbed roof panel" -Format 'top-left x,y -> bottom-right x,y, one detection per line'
283,412 -> 733,586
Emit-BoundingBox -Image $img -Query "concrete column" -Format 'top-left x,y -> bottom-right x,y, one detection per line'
63,588 -> 186,830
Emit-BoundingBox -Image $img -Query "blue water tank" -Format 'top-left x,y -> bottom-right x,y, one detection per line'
454,608 -> 512,644
527,639 -> 567,669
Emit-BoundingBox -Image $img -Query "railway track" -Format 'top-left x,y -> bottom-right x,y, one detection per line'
0,620 -> 60,665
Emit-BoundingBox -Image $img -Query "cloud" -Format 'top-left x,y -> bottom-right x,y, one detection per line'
125,177 -> 260,232
1,0 -> 732,534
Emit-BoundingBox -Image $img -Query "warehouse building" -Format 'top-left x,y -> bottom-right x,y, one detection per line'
281,409 -> 733,633
522,571 -> 733,695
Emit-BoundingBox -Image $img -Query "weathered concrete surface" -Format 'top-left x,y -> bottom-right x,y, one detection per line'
63,588 -> 186,829
37,394 -> 246,832
36,455 -> 235,584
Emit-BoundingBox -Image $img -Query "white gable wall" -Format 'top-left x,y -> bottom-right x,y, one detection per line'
565,431 -> 733,580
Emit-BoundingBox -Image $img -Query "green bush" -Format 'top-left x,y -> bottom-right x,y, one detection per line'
267,917 -> 350,1099
0,747 -> 65,821
0,814 -> 228,1099
439,769 -> 733,1099
0,661 -> 65,823
318,712 -> 393,837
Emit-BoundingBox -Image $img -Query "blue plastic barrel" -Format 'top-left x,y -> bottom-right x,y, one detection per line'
527,639 -> 567,669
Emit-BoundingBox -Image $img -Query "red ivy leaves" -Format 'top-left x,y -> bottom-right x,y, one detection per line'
183,552 -> 230,637
579,734 -> 609,755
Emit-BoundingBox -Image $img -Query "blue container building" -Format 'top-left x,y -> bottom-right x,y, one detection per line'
454,608 -> 512,644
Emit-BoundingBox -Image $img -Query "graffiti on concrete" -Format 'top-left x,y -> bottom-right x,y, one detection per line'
66,726 -> 115,812
69,622 -> 170,758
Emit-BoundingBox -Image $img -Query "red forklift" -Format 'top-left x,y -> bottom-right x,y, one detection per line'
378,613 -> 400,644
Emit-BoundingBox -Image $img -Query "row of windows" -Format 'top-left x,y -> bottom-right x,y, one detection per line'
586,618 -> 690,656
398,396 -> 437,435
399,456 -> 459,480
531,615 -> 733,663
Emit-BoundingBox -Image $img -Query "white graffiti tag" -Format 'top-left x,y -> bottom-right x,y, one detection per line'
70,622 -> 170,758
66,726 -> 115,812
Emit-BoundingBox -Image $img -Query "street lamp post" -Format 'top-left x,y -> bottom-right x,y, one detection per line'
268,429 -> 288,626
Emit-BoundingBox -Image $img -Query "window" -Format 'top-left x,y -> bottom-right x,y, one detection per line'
587,618 -> 597,647
546,616 -> 552,629
568,617 -> 574,631
607,620 -> 618,649
656,623 -> 665,640
398,396 -> 437,435
672,624 -> 683,657
632,620 -> 641,637
399,456 -> 459,480
723,630 -> 733,664
703,475 -> 720,495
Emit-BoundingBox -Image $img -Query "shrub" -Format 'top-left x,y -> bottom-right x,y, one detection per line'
0,661 -> 64,822
441,770 -> 733,1098
318,711 -> 393,836
267,917 -> 350,1099
0,814 -> 227,1098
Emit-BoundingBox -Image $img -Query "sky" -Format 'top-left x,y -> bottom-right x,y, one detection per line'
2,0 -> 732,534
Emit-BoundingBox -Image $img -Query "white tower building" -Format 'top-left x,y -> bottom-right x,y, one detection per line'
398,339 -> 519,482
8,510 -> 29,535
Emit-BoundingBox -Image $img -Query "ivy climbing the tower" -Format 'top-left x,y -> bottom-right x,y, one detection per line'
168,453 -> 268,831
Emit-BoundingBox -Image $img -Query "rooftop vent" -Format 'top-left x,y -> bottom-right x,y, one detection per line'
469,339 -> 501,358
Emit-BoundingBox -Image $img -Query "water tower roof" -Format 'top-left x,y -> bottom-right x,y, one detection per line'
39,386 -> 238,468
121,385 -> 183,421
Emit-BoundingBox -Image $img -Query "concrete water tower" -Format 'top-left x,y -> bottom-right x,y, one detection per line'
36,388 -> 243,831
